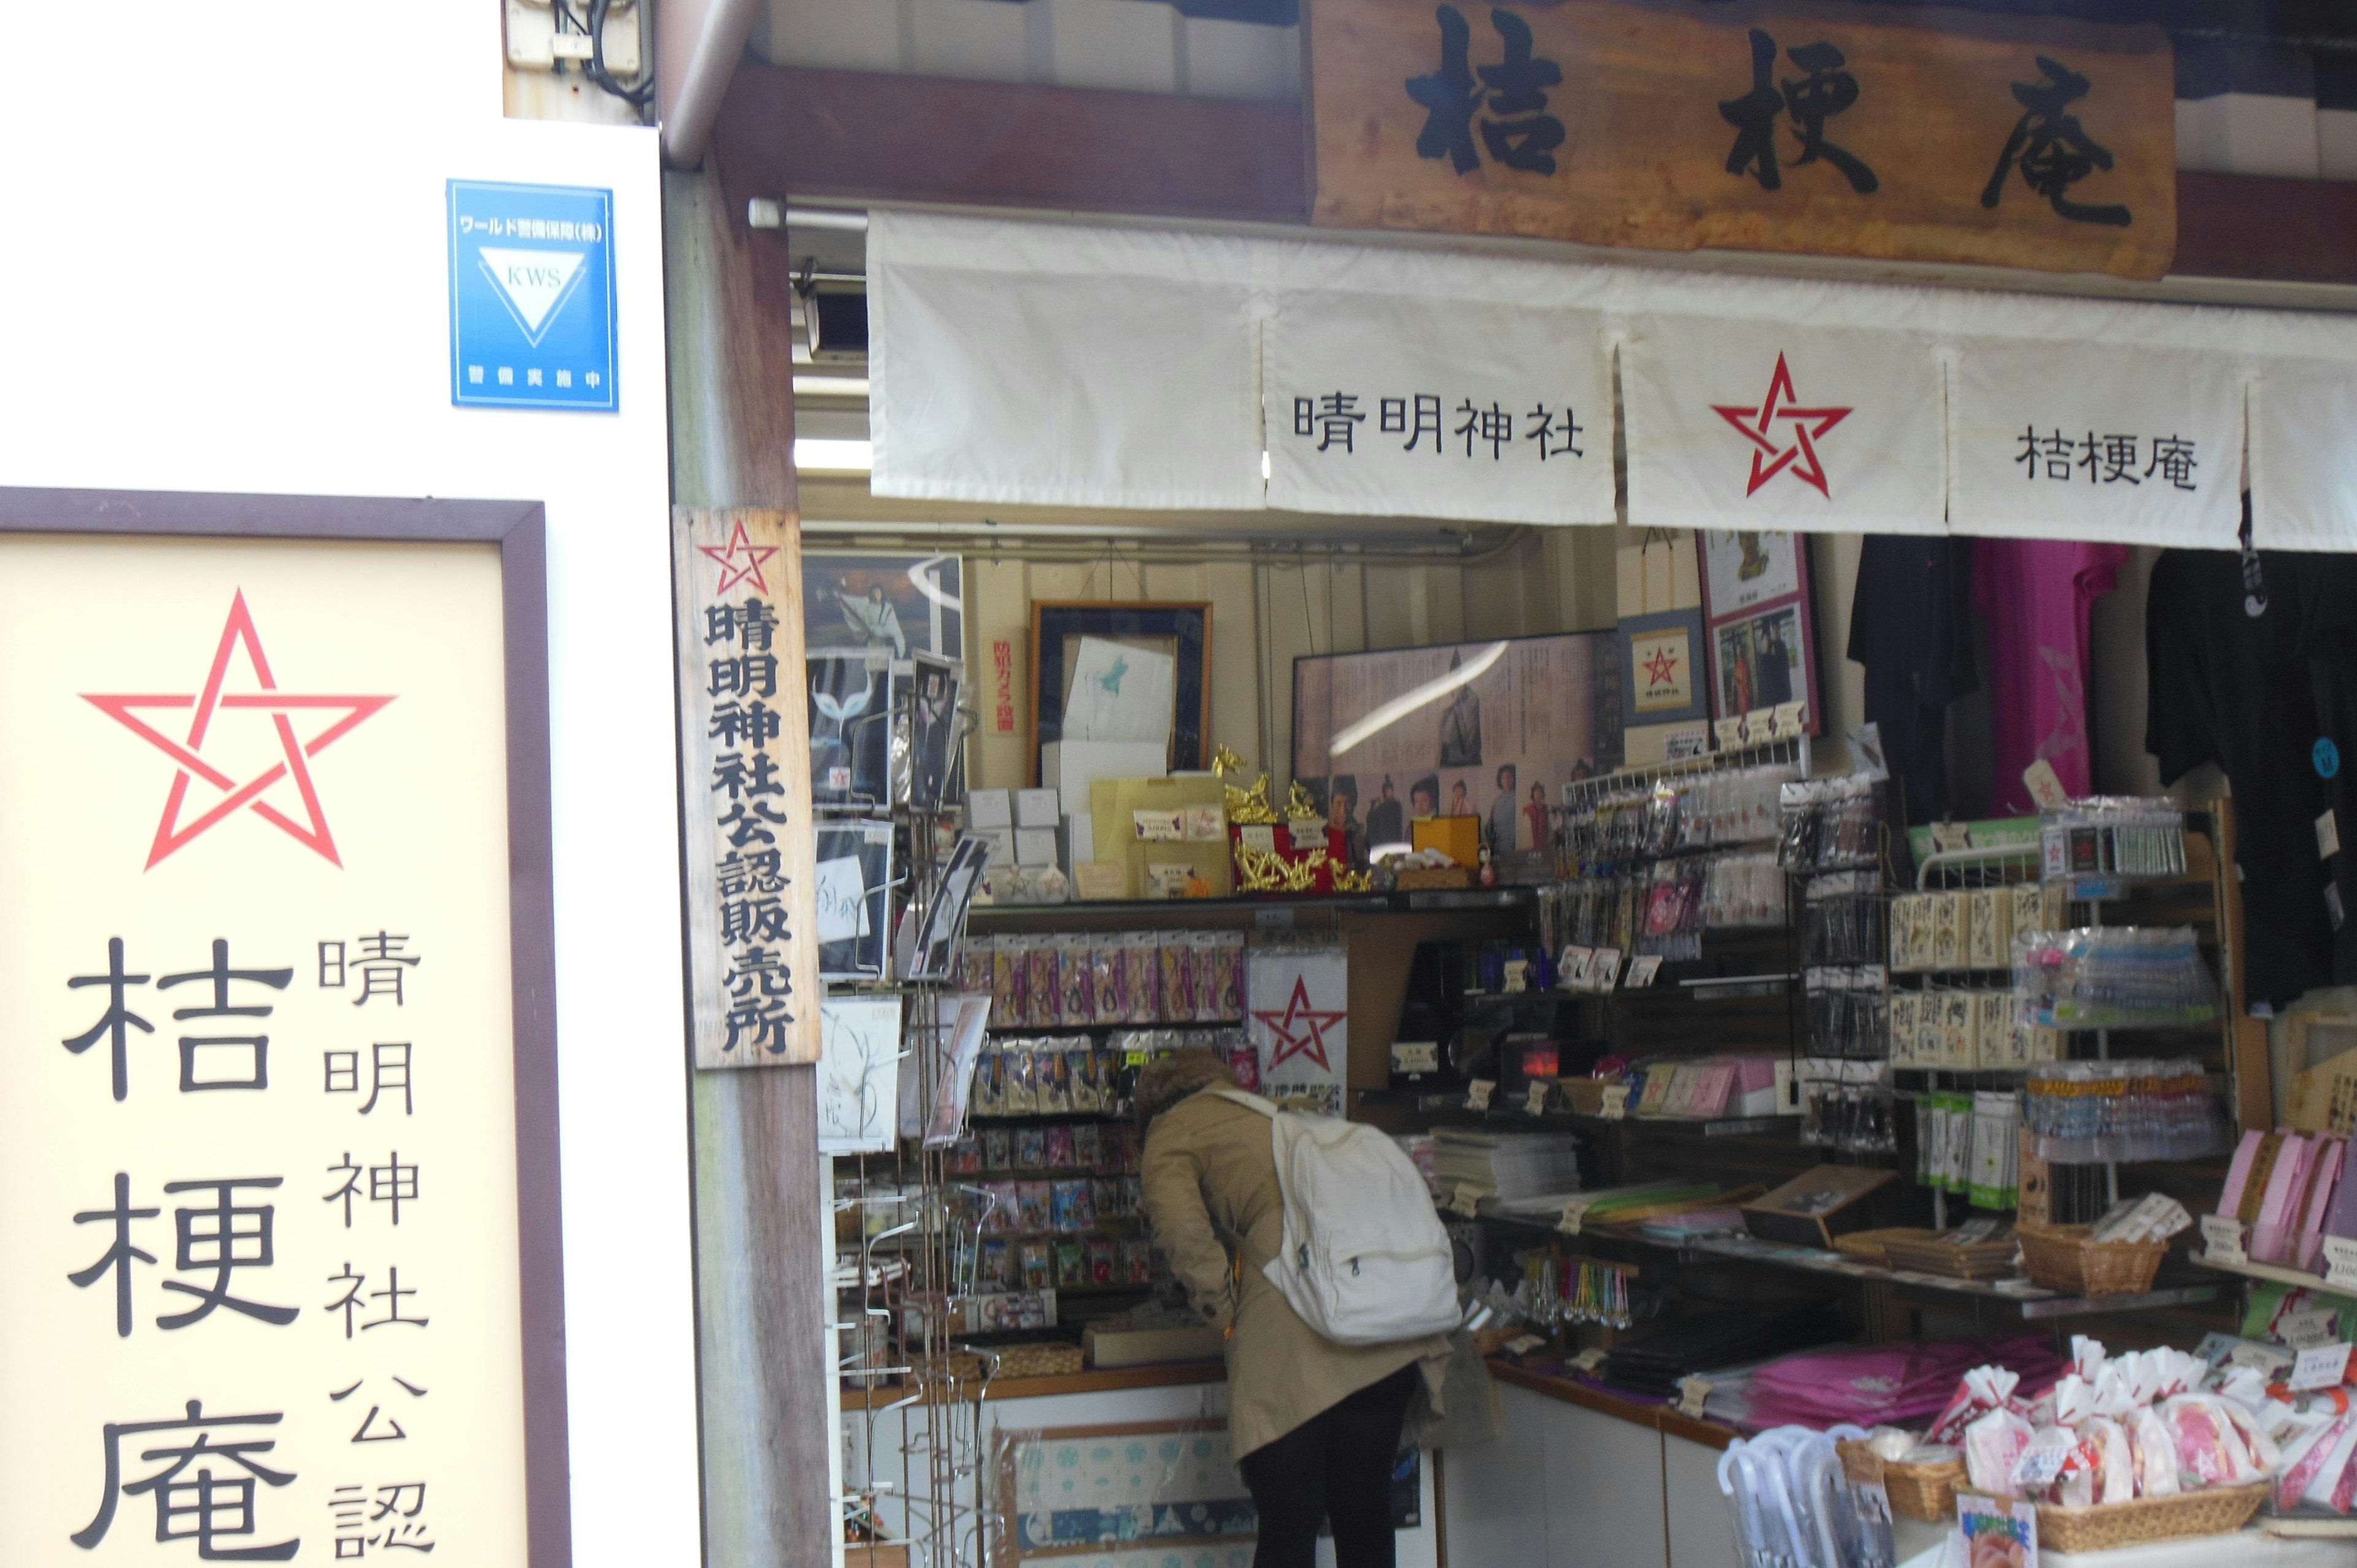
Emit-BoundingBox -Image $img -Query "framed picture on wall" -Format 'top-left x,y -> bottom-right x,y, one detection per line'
1617,608 -> 1710,728
1696,530 -> 1822,735
1029,601 -> 1211,784
804,550 -> 964,660
1291,631 -> 1624,858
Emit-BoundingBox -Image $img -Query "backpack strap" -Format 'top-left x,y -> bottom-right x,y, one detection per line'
1210,1087 -> 1280,1118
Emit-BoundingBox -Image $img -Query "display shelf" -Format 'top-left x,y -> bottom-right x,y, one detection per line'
966,887 -> 1537,926
2190,1249 -> 2349,1292
1468,1207 -> 2218,1318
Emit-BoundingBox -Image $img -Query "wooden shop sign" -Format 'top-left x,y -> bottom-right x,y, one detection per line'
1305,0 -> 2177,279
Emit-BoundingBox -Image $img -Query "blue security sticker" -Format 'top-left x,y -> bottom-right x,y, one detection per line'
2318,737 -> 2342,780
447,180 -> 616,411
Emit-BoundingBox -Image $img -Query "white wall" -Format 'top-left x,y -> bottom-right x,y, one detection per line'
6,7 -> 695,1565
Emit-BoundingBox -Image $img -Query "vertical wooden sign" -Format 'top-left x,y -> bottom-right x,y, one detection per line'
675,506 -> 823,1068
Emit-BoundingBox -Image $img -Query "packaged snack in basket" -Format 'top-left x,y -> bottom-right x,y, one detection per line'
1056,1178 -> 1097,1232
1055,1238 -> 1089,1288
1000,1042 -> 1039,1114
1015,1124 -> 1048,1170
1015,1181 -> 1053,1234
1092,937 -> 1123,1024
1042,1125 -> 1075,1168
1040,1045 -> 1078,1113
1207,932 -> 1246,1020
1072,1123 -> 1102,1169
981,1127 -> 1012,1171
1070,1047 -> 1107,1113
1058,934 -> 1096,1025
978,1237 -> 1013,1292
945,1135 -> 983,1176
1119,1238 -> 1156,1284
1160,935 -> 1196,1023
1026,940 -> 1062,1028
1018,1238 -> 1052,1291
1964,1405 -> 2034,1496
1086,1237 -> 1117,1286
1931,1365 -> 2021,1445
2159,1393 -> 2264,1488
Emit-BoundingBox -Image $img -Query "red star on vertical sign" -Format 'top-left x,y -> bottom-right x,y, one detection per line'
1253,975 -> 1345,1073
698,518 -> 779,595
83,592 -> 394,869
1711,353 -> 1852,498
1643,645 -> 1681,689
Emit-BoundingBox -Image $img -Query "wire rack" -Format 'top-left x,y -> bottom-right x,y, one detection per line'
834,684 -> 997,1568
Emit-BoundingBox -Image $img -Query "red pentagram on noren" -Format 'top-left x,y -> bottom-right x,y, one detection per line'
697,518 -> 779,595
82,592 -> 394,870
1253,975 -> 1345,1074
1711,352 -> 1852,498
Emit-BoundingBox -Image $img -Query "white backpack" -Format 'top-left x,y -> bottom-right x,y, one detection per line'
1214,1089 -> 1462,1346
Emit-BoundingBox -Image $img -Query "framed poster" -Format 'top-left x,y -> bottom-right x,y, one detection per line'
0,489 -> 569,1566
815,820 -> 894,982
1029,601 -> 1211,784
803,549 -> 963,661
808,654 -> 894,811
1292,631 -> 1624,857
1697,530 -> 1822,735
1617,607 -> 1709,728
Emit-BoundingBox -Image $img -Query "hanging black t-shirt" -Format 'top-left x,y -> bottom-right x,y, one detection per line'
2144,547 -> 2357,1007
1849,536 -> 1978,824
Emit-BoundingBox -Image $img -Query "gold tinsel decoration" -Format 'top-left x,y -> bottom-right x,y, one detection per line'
1284,780 -> 1322,822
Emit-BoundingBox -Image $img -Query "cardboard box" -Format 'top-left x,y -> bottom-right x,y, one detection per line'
1412,814 -> 1481,868
1064,813 -> 1094,868
969,788 -> 1013,831
1015,827 -> 1061,867
1743,1165 -> 1897,1249
1042,740 -> 1169,817
1089,776 -> 1231,898
1016,787 -> 1062,828
1084,1321 -> 1226,1369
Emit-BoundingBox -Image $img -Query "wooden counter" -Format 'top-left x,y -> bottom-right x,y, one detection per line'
1486,1358 -> 1738,1451
842,1358 -> 1226,1410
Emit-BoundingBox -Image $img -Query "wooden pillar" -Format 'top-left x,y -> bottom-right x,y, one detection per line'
665,161 -> 834,1567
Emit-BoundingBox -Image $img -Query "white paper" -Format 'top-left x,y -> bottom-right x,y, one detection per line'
1063,636 -> 1175,746
2323,1235 -> 2357,1290
1466,1078 -> 1495,1111
2291,1342 -> 2353,1392
815,854 -> 869,943
817,996 -> 902,1154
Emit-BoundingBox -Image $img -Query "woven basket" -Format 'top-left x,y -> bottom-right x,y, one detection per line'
2024,1483 -> 2269,1552
1393,865 -> 1477,890
1882,1456 -> 1966,1522
1833,1227 -> 1939,1269
2016,1222 -> 2167,1296
984,1342 -> 1085,1380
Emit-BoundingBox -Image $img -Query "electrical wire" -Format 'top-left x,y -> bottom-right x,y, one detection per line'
551,0 -> 653,107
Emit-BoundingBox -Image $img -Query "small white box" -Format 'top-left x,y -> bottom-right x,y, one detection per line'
1042,740 -> 1170,816
969,789 -> 1013,830
1015,827 -> 1061,867
1064,813 -> 1094,868
1016,788 -> 1062,829
977,827 -> 1015,867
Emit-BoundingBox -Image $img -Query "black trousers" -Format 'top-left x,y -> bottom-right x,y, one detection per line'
1238,1365 -> 1418,1568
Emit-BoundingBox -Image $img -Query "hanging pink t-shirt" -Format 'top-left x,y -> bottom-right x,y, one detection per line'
1975,539 -> 2128,815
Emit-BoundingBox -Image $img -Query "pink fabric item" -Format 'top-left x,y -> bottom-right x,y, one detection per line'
1731,1337 -> 2067,1434
1974,539 -> 2127,815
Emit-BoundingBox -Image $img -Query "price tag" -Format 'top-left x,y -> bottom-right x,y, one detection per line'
2283,1309 -> 2342,1351
2226,1341 -> 2295,1378
1674,1376 -> 1713,1419
2291,1342 -> 2353,1392
1569,1346 -> 1608,1373
1592,949 -> 1624,992
1448,1184 -> 1483,1218
1525,1081 -> 1551,1117
1559,946 -> 1593,991
2022,759 -> 2069,810
2200,1214 -> 2248,1267
2010,1428 -> 2076,1489
1771,700 -> 1806,738
1466,1078 -> 1495,1111
1558,1200 -> 1591,1235
1625,956 -> 1663,988
2321,810 -> 2343,862
1600,1084 -> 1630,1120
2324,1235 -> 2357,1292
1503,1333 -> 1546,1357
1714,718 -> 1744,749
